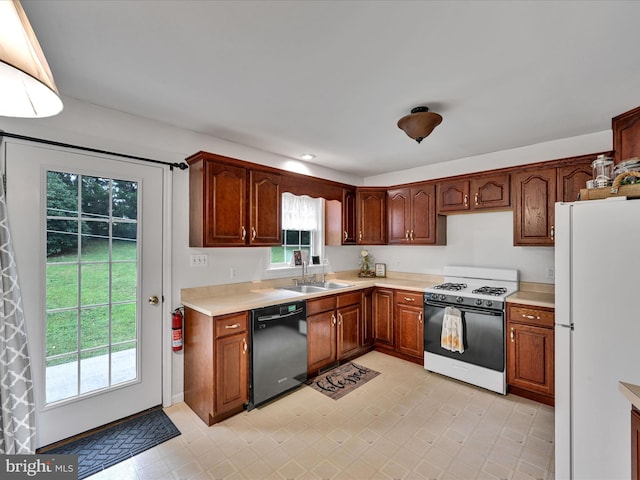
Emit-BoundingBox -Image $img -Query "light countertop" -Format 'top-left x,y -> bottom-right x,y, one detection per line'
507,290 -> 555,309
181,271 -> 441,317
619,382 -> 640,410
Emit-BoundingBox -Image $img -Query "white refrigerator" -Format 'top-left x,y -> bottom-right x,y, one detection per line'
555,197 -> 640,480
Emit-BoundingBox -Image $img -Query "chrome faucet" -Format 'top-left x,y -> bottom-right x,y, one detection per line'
301,261 -> 307,285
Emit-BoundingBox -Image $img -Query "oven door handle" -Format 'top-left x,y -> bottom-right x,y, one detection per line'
424,301 -> 503,316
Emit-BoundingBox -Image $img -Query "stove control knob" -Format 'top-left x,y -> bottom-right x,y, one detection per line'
439,294 -> 446,301
485,300 -> 493,307
456,296 -> 464,303
475,299 -> 483,306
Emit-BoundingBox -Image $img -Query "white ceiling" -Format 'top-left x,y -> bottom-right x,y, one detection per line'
21,0 -> 640,177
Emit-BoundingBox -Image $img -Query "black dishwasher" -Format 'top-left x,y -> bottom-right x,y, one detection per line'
248,300 -> 307,409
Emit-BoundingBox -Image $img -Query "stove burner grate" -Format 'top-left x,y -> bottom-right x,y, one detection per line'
472,286 -> 508,296
432,283 -> 467,291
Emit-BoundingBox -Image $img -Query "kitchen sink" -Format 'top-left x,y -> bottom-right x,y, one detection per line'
279,282 -> 353,294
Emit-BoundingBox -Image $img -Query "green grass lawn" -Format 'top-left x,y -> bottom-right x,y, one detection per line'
46,238 -> 137,361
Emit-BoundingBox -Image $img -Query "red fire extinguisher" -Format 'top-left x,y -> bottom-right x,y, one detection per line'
172,307 -> 183,352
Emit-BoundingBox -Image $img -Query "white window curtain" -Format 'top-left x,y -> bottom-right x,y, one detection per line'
281,193 -> 321,231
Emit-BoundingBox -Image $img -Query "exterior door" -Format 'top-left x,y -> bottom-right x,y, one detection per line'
3,141 -> 165,448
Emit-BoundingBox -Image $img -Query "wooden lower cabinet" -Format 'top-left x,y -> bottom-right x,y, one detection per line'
373,288 -> 424,364
633,406 -> 640,480
184,308 -> 249,425
395,291 -> 424,359
506,303 -> 554,406
307,291 -> 363,375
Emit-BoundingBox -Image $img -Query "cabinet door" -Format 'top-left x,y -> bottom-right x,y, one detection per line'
395,304 -> 424,359
215,331 -> 248,415
613,106 -> 640,164
437,180 -> 470,212
361,288 -> 374,347
307,310 -> 337,373
373,288 -> 394,346
557,161 -> 592,202
387,188 -> 411,244
202,161 -> 247,246
411,184 -> 444,244
471,174 -> 510,210
632,407 -> 640,480
343,189 -> 357,244
513,168 -> 556,246
337,303 -> 360,359
249,170 -> 281,246
357,189 -> 387,244
507,322 -> 554,397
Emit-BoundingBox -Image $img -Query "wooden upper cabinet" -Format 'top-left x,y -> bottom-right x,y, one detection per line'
190,159 -> 247,247
513,168 -> 556,246
613,105 -> 640,164
187,153 -> 281,247
437,180 -> 470,212
557,159 -> 592,202
343,189 -> 357,244
471,174 -> 510,210
356,189 -> 386,245
249,170 -> 281,246
388,184 -> 444,245
438,174 -> 510,213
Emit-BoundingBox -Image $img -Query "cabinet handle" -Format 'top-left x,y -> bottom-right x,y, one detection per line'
338,313 -> 343,325
331,314 -> 336,326
464,194 -> 468,207
225,323 -> 241,329
242,338 -> 247,354
405,230 -> 410,240
403,297 -> 415,302
510,327 -> 515,342
419,312 -> 423,323
241,226 -> 246,240
410,230 -> 414,241
474,192 -> 479,206
359,230 -> 363,242
522,314 -> 540,320
344,230 -> 348,241
550,225 -> 555,240
251,227 -> 256,240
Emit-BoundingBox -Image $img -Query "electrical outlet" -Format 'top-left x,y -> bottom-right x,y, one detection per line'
230,267 -> 238,279
545,267 -> 555,281
189,254 -> 208,267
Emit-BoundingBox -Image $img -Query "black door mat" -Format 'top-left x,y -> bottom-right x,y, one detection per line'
43,407 -> 181,479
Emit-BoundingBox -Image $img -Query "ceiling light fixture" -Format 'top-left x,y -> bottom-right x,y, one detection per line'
300,154 -> 316,161
0,0 -> 63,118
397,106 -> 442,143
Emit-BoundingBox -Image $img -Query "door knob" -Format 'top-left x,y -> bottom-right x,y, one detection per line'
148,295 -> 160,305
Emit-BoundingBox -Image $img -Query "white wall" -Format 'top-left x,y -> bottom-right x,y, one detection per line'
0,96 -> 612,402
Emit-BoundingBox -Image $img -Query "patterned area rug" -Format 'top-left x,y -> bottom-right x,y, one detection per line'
44,407 -> 180,479
306,362 -> 380,400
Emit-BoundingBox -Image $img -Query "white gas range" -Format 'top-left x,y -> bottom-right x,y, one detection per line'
423,266 -> 519,394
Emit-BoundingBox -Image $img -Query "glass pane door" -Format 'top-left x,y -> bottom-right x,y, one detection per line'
45,171 -> 139,404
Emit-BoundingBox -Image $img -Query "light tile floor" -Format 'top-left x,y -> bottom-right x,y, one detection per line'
89,351 -> 555,480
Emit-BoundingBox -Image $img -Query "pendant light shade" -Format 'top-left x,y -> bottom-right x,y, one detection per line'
0,0 -> 63,118
397,106 -> 442,143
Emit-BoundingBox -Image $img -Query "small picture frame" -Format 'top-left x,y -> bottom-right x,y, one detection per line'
293,250 -> 303,266
375,263 -> 386,278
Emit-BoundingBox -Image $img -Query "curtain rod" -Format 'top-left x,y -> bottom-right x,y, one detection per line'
0,131 -> 189,171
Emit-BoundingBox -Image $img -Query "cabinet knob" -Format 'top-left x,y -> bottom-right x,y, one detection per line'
510,327 -> 515,342
410,230 -> 414,241
338,313 -> 343,325
242,338 -> 247,354
331,314 -> 336,326
251,227 -> 256,241
464,194 -> 468,207
474,192 -> 479,206
344,230 -> 348,241
241,226 -> 246,240
405,230 -> 409,240
419,312 -> 423,323
551,225 -> 555,240
359,230 -> 363,242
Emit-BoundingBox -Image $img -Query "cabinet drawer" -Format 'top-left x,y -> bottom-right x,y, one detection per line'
508,304 -> 554,328
337,291 -> 361,308
307,295 -> 336,315
395,291 -> 423,306
215,312 -> 248,338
